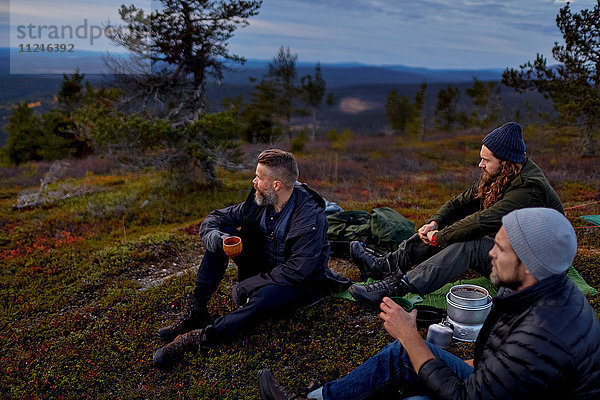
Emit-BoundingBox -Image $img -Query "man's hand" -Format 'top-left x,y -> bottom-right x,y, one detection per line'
418,221 -> 439,243
380,296 -> 435,373
379,296 -> 418,342
426,230 -> 438,245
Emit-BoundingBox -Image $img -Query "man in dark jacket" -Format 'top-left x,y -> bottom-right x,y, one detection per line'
349,122 -> 564,307
258,207 -> 600,400
153,149 -> 349,366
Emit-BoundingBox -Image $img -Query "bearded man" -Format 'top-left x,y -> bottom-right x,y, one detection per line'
349,122 -> 564,307
154,149 -> 349,366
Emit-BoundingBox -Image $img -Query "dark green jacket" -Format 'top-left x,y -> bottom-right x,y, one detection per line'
430,158 -> 563,248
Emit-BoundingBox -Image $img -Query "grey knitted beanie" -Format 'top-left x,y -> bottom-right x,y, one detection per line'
482,122 -> 526,162
502,208 -> 577,280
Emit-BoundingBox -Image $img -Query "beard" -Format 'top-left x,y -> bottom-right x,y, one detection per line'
490,264 -> 522,291
480,167 -> 499,184
477,162 -> 521,209
255,186 -> 277,206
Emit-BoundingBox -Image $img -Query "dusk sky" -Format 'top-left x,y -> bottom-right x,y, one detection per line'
2,0 -> 598,71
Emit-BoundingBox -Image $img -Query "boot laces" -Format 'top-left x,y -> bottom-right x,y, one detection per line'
373,257 -> 392,274
366,274 -> 400,293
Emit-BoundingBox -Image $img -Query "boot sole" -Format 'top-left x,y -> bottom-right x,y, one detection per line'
153,347 -> 166,366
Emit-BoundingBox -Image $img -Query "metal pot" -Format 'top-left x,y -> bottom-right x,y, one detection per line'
446,317 -> 484,342
448,284 -> 490,307
446,293 -> 492,325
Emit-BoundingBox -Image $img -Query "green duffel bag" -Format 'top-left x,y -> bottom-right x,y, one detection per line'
327,207 -> 415,256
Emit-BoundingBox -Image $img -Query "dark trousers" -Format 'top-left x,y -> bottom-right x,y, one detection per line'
392,233 -> 494,296
194,249 -> 306,341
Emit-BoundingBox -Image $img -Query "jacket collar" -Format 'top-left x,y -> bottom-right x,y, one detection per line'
247,182 -> 325,211
493,273 -> 568,312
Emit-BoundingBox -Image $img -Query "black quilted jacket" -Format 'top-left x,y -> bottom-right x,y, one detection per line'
419,273 -> 600,399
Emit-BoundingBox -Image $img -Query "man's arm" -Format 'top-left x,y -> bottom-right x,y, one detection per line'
199,201 -> 247,252
379,297 -> 434,372
434,185 -> 547,248
430,185 -> 480,230
417,323 -> 572,399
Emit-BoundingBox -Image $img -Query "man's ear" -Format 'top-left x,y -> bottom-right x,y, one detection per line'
272,180 -> 283,191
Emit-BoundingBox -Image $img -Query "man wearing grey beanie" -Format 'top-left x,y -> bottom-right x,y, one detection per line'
259,208 -> 600,399
350,122 -> 564,307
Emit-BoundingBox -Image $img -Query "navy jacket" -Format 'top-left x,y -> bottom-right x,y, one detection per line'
419,274 -> 600,399
199,182 -> 350,298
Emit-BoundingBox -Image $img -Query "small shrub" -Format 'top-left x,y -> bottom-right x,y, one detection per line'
331,129 -> 354,151
290,130 -> 308,152
326,128 -> 338,141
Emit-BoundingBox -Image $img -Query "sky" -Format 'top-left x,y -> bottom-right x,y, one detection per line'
1,0 -> 598,73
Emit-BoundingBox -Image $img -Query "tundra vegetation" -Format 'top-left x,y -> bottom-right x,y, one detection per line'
0,126 -> 598,399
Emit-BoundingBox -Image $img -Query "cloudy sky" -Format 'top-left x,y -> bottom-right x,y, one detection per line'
2,0 -> 598,70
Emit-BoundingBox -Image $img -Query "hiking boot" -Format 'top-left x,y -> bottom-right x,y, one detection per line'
153,328 -> 207,367
348,272 -> 412,309
157,294 -> 212,341
258,369 -> 314,400
350,241 -> 393,280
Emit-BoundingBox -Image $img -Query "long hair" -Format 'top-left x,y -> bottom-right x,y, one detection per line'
477,162 -> 522,209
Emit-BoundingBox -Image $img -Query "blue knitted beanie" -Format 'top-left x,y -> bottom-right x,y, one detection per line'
502,208 -> 576,281
482,122 -> 525,162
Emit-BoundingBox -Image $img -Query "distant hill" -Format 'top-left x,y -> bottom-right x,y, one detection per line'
220,59 -> 505,87
0,48 -> 552,145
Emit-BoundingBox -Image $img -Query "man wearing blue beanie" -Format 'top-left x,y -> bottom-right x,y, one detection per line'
349,122 -> 565,307
259,208 -> 600,399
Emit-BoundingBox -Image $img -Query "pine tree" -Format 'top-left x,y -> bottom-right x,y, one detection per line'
465,77 -> 501,129
407,82 -> 427,140
434,85 -> 460,131
267,46 -> 300,139
108,0 -> 262,122
3,103 -> 43,165
503,1 -> 600,156
386,90 -> 412,134
301,63 -> 329,140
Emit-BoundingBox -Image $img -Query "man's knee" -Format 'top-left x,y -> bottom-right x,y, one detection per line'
440,236 -> 493,255
200,249 -> 229,267
195,250 -> 230,291
246,285 -> 304,312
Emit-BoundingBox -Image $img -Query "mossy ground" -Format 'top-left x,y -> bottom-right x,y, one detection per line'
1,126 -> 598,399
